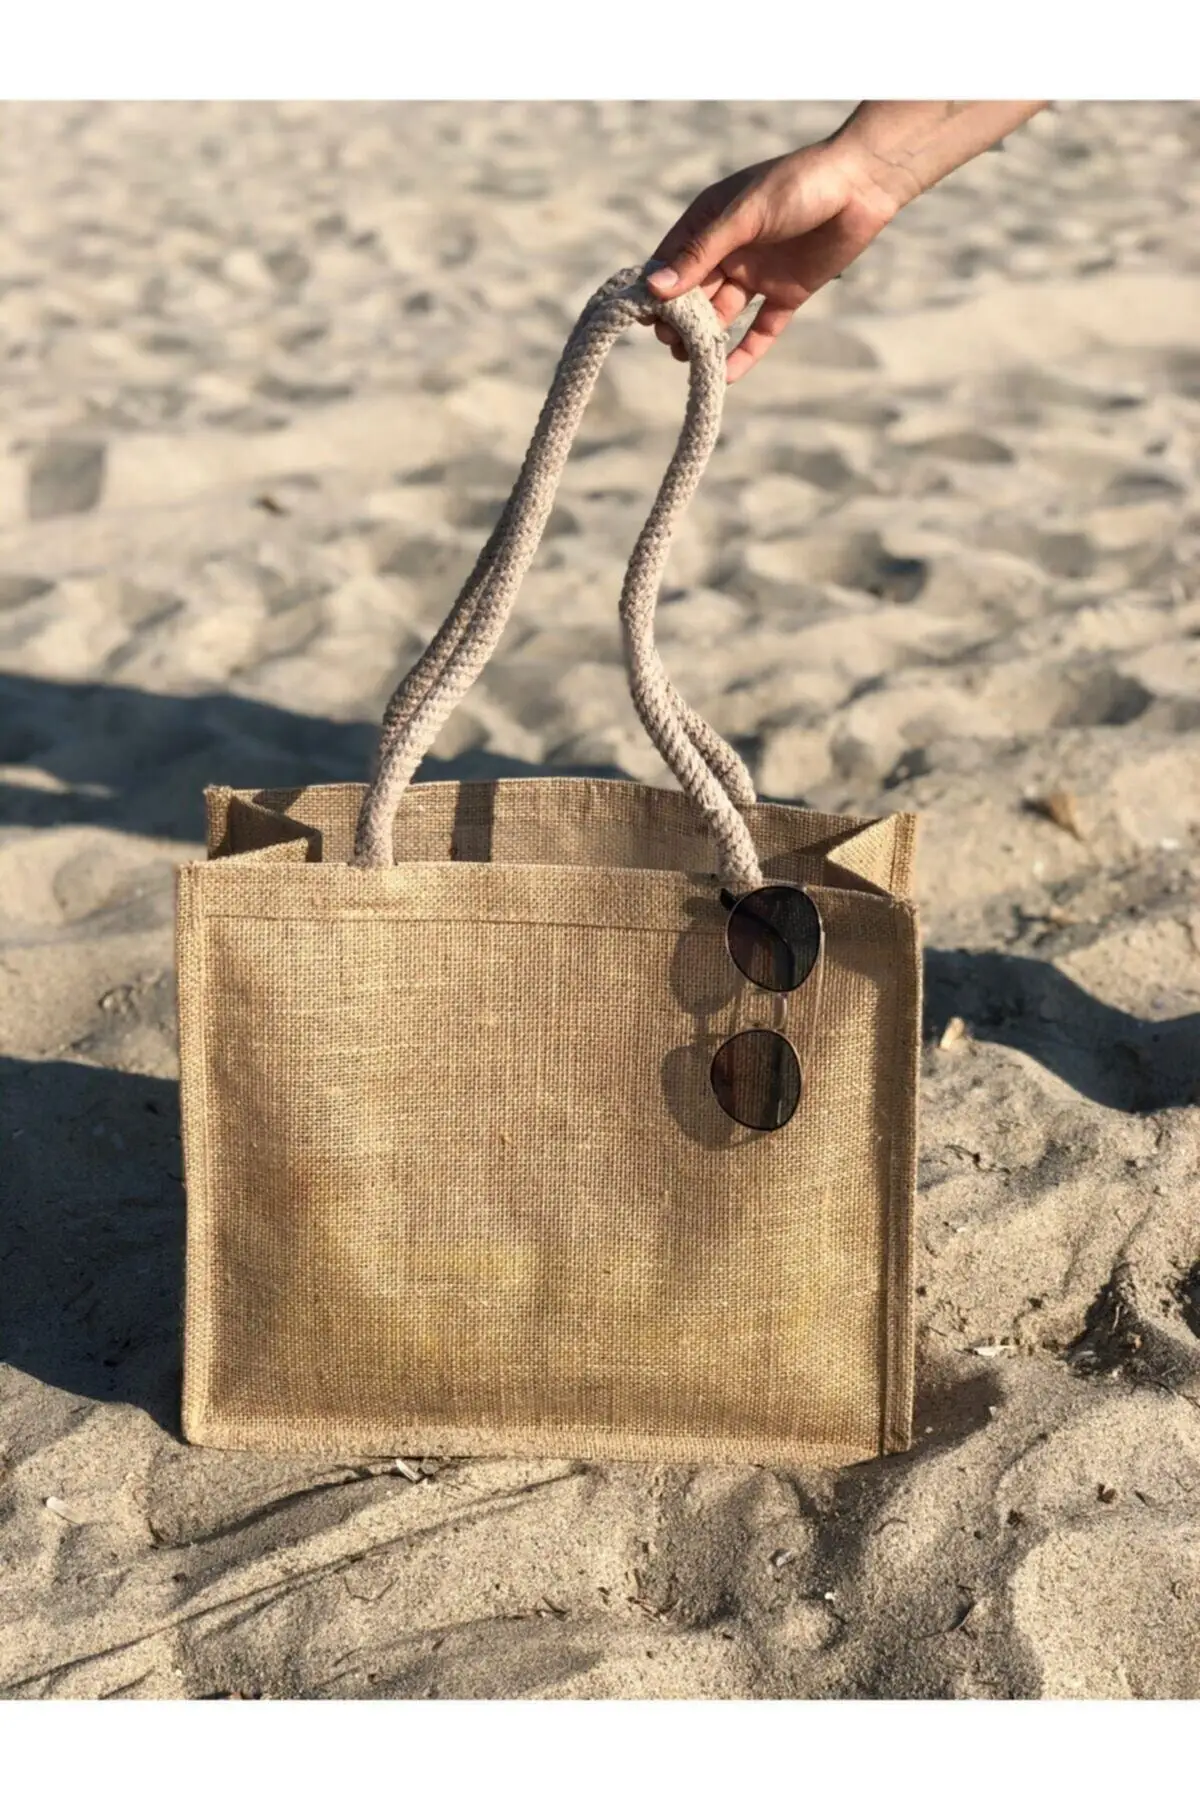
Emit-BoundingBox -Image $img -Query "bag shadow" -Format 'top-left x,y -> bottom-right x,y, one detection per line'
0,1055 -> 184,1434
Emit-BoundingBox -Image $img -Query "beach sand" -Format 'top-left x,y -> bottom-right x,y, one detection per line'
2,100 -> 1200,1699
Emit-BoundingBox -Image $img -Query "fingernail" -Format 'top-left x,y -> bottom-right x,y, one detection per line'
647,267 -> 679,293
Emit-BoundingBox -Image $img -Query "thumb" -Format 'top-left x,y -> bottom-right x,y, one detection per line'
646,207 -> 751,299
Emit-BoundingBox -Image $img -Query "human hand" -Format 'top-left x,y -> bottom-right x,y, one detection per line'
645,139 -> 902,383
646,101 -> 1047,381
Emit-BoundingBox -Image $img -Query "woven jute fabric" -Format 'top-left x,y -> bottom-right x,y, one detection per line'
176,268 -> 922,1467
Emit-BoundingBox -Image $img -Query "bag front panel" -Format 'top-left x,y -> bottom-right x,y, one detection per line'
179,855 -> 918,1464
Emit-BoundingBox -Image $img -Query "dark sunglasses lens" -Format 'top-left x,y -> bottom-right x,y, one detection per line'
727,885 -> 821,993
710,1028 -> 801,1132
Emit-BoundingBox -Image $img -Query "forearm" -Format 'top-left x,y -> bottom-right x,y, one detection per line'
831,100 -> 1048,208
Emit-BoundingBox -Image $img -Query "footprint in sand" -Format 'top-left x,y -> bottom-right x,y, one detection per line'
26,439 -> 106,519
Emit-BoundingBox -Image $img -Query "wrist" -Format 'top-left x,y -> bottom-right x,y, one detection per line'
824,107 -> 933,212
826,99 -> 1048,212
807,127 -> 915,225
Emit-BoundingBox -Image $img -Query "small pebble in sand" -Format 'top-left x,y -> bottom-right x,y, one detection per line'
1025,789 -> 1085,840
44,1496 -> 86,1525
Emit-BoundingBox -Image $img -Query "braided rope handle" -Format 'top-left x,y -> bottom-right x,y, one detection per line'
368,274 -> 755,809
353,266 -> 765,889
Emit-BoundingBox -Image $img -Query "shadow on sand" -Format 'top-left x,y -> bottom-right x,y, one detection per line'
0,669 -> 628,843
925,946 -> 1200,1113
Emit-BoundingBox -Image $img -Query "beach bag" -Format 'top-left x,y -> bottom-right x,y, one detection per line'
176,267 -> 921,1467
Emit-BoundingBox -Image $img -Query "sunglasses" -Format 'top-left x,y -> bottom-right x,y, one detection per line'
709,884 -> 824,1132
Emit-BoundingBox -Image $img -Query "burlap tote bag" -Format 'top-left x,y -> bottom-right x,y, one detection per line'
177,266 -> 921,1467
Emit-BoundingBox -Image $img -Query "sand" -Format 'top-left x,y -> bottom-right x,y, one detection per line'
2,100 -> 1200,1700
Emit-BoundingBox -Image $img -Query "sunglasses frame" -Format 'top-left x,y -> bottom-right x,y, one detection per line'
709,883 -> 825,1133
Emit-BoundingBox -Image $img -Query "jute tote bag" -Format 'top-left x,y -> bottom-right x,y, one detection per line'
177,267 -> 921,1467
